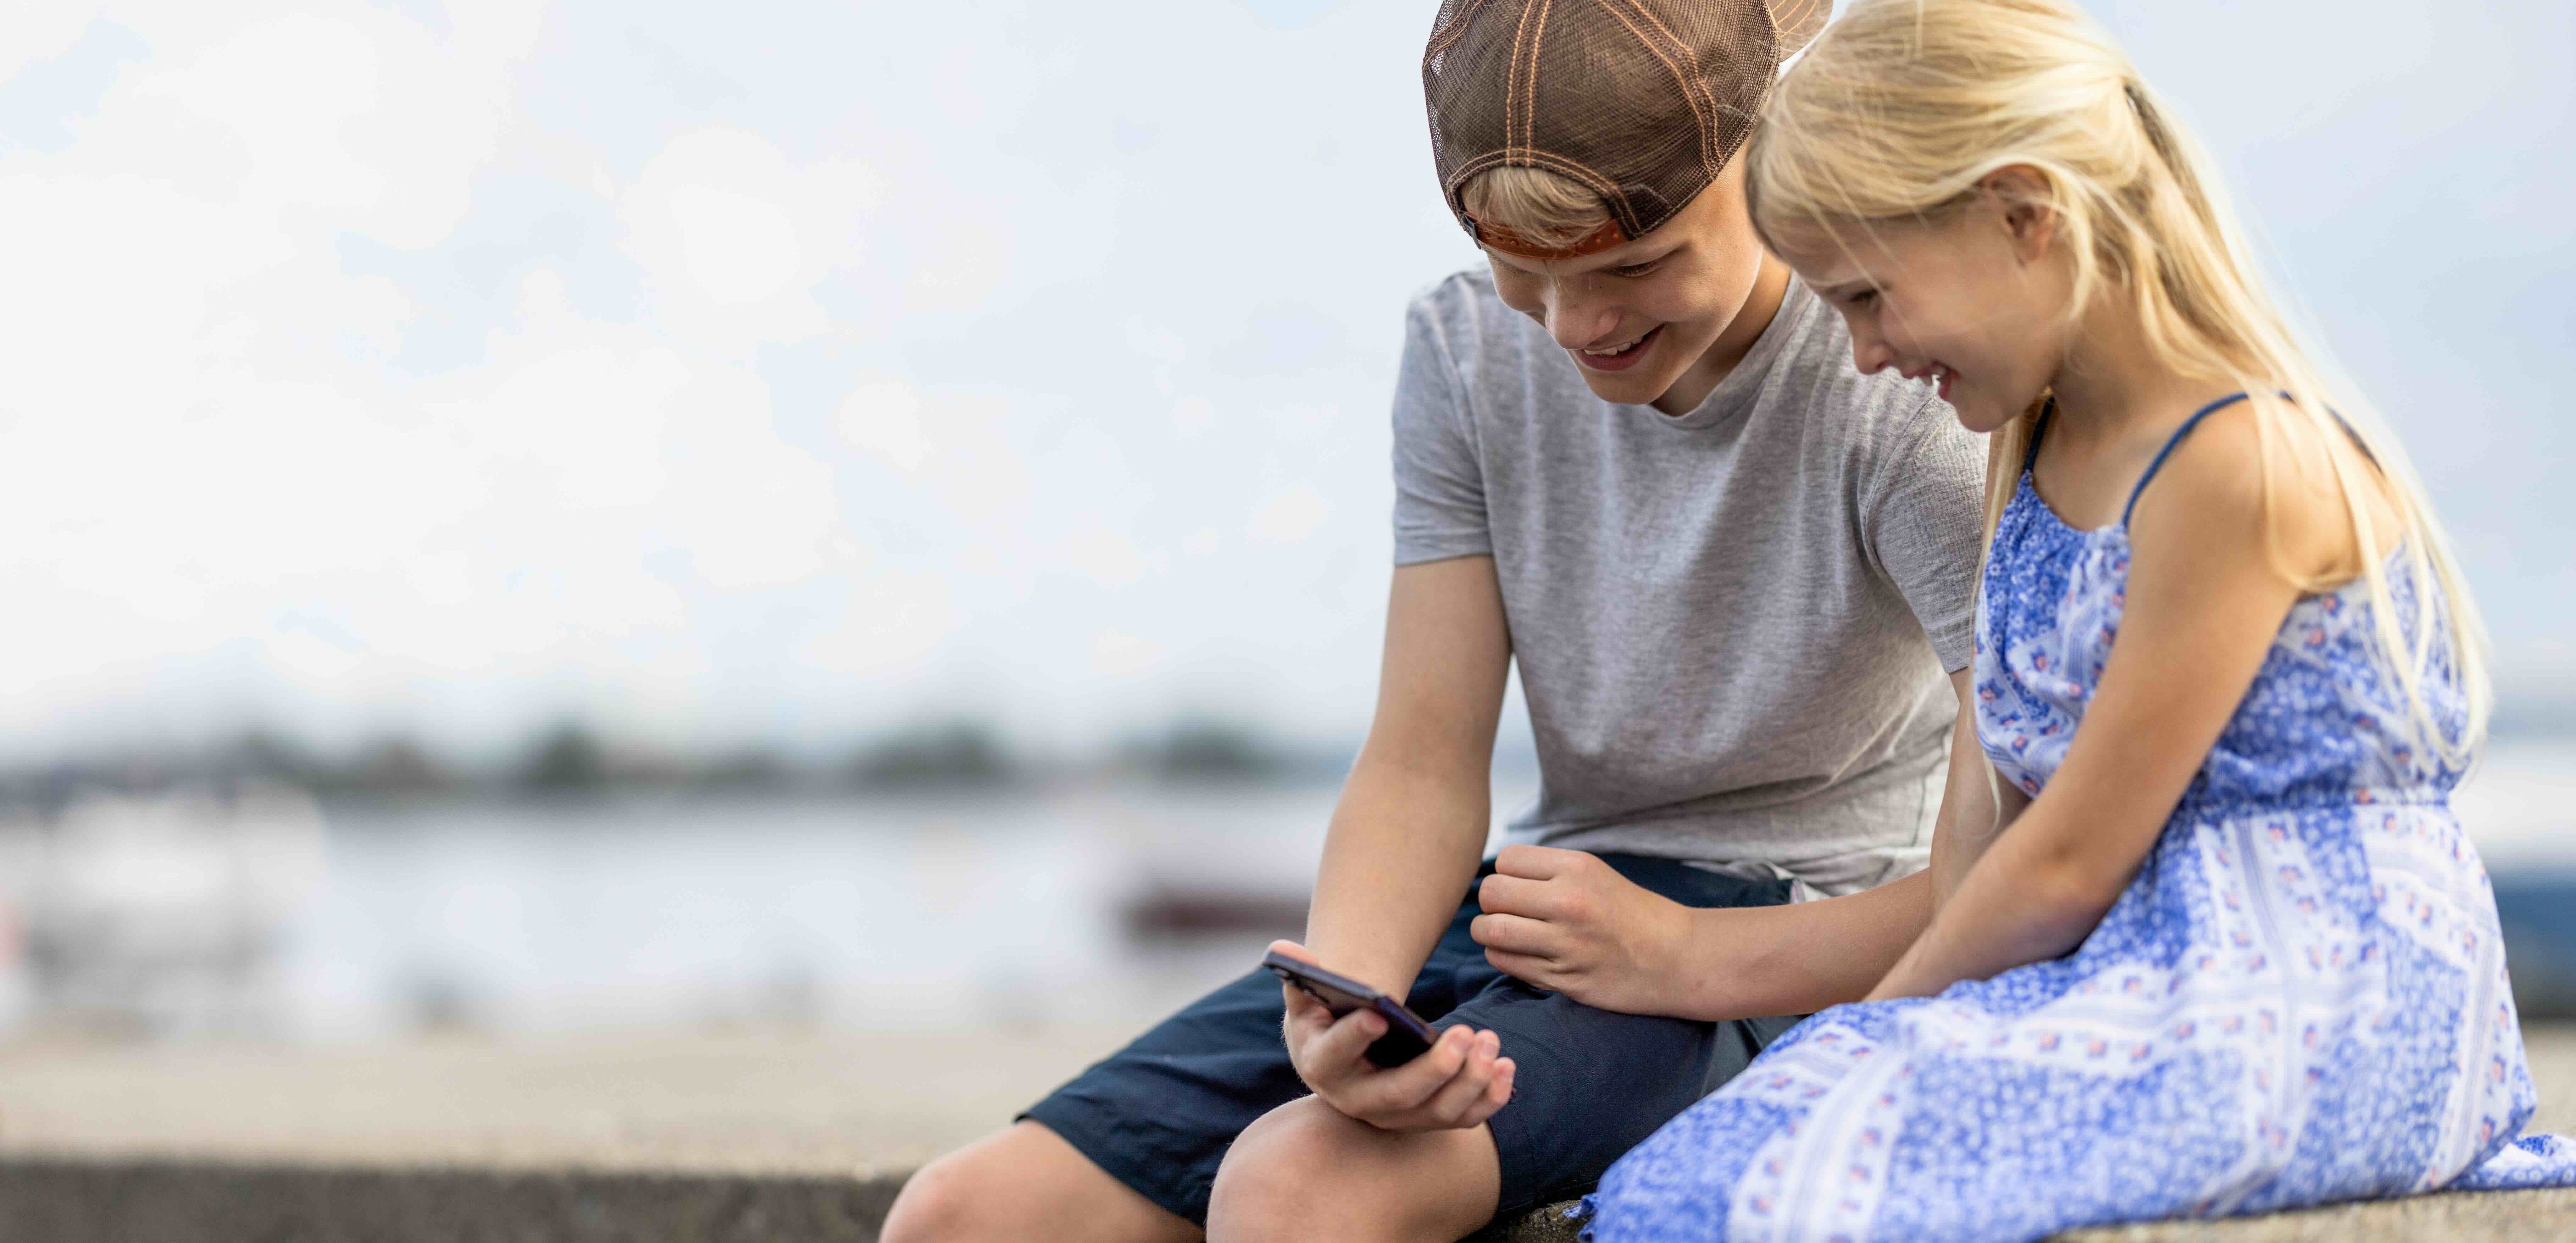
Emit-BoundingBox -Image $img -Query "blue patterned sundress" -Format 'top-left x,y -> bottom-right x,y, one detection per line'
1581,397 -> 2576,1242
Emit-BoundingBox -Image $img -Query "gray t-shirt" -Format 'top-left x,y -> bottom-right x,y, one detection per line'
1393,271 -> 1985,896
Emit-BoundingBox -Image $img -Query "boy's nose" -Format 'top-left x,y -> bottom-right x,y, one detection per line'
1545,291 -> 1622,353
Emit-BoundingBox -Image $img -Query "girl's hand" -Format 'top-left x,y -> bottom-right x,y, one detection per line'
1269,941 -> 1516,1133
1470,846 -> 1694,1016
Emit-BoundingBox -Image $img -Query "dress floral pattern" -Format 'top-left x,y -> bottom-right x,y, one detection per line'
1579,430 -> 2576,1242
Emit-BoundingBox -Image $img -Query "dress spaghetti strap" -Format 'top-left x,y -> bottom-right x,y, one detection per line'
2122,392 -> 2250,526
2021,397 -> 2055,475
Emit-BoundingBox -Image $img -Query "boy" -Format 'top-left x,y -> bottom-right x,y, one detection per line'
884,1 -> 1992,1239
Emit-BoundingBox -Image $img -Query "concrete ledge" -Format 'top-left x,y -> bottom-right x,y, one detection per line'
0,1157 -> 908,1243
0,1028 -> 2564,1241
6,1157 -> 2567,1243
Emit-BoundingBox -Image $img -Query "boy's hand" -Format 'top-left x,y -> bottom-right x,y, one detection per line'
1268,940 -> 1515,1133
1471,845 -> 1693,1016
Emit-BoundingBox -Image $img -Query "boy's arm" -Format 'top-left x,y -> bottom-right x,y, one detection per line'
1268,554 -> 1522,1135
1474,668 -> 2011,1021
1304,554 -> 1512,998
1927,669 -> 2028,911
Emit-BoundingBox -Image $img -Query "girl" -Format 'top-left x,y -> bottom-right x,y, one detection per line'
1579,1 -> 2576,1239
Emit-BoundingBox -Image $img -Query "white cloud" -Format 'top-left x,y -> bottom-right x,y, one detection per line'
0,7 -> 112,84
441,344 -> 685,511
838,378 -> 930,474
903,213 -> 1014,313
1058,525 -> 1155,588
617,126 -> 878,355
1088,628 -> 1157,678
798,571 -> 959,678
666,183 -> 803,304
0,5 -> 867,742
1248,482 -> 1331,547
269,625 -> 364,681
653,366 -> 844,591
402,551 -> 478,610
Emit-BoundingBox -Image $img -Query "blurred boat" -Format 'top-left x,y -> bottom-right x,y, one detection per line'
1091,785 -> 1323,943
1119,884 -> 1308,939
6,783 -> 325,1035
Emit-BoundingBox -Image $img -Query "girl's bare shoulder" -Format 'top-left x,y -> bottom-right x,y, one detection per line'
2128,396 -> 2401,590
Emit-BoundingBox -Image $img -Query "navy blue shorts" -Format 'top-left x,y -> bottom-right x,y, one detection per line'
1021,854 -> 1801,1226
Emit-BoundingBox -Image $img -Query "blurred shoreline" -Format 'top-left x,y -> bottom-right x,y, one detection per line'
0,716 -> 1371,807
0,730 -> 2557,1047
1,708 -> 2560,807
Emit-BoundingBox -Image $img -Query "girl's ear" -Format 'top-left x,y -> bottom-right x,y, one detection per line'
1979,165 -> 2059,265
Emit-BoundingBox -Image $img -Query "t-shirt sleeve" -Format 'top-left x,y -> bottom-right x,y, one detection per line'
1390,297 -> 1492,565
1863,392 -> 1986,671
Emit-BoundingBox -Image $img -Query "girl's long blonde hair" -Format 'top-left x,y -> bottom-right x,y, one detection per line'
1744,0 -> 2489,760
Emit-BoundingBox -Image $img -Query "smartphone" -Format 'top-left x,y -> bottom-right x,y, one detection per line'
1261,949 -> 1439,1067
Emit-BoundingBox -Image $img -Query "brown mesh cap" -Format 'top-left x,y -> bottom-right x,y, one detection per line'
1424,0 -> 1829,257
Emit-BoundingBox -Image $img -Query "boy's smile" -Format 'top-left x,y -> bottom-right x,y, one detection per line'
1572,325 -> 1663,373
1480,158 -> 1789,417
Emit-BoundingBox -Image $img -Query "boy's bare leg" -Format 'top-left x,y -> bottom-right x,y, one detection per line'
879,1120 -> 1202,1243
1205,1096 -> 1502,1243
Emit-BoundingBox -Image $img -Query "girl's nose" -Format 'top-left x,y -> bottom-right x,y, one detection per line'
1849,334 -> 1896,376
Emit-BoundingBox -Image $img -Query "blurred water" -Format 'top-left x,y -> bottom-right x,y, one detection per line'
2463,742 -> 2576,1016
15,739 -> 2572,1043
244,780 -> 1536,1043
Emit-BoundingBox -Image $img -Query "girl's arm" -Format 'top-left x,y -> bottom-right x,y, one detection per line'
1867,409 -> 2342,1001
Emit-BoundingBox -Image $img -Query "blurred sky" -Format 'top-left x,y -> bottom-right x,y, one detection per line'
0,0 -> 2567,764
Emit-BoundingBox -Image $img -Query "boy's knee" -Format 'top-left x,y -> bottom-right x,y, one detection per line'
1208,1101 -> 1354,1242
880,1143 -> 1014,1243
883,1122 -> 1197,1243
1209,1097 -> 1496,1243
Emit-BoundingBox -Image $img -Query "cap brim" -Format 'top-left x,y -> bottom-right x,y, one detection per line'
1463,213 -> 1634,260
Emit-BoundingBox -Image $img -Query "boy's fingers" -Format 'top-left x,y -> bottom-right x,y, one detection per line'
1391,1026 -> 1477,1110
1271,943 -> 1335,1038
1480,947 -> 1560,988
1266,939 -> 1319,965
1301,1007 -> 1385,1083
1452,1060 -> 1514,1130
1460,1059 -> 1517,1128
1280,984 -> 1331,1031
1493,844 -> 1581,881
1470,911 -> 1561,957
1343,1024 -> 1471,1116
1298,1014 -> 1380,1101
1419,1031 -> 1502,1125
1475,873 -> 1556,920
